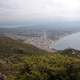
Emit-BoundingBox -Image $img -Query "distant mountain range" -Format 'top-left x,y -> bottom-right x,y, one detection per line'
1,23 -> 80,43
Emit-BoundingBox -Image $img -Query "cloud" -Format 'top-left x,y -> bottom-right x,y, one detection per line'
0,0 -> 80,22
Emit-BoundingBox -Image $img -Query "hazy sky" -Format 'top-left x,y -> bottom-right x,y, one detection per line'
0,0 -> 80,23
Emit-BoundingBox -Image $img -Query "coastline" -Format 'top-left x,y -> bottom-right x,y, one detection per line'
24,37 -> 56,52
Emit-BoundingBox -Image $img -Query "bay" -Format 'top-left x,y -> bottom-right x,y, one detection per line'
53,32 -> 80,50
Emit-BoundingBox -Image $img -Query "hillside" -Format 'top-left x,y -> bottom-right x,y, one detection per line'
0,37 -> 80,80
0,36 -> 48,56
0,36 -> 49,79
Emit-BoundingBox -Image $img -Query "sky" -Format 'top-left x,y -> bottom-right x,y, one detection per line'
0,0 -> 80,27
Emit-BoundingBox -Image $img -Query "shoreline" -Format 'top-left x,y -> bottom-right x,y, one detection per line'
24,37 -> 57,52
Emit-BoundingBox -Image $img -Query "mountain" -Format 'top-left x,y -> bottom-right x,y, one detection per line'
0,36 -> 80,80
0,36 -> 47,56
